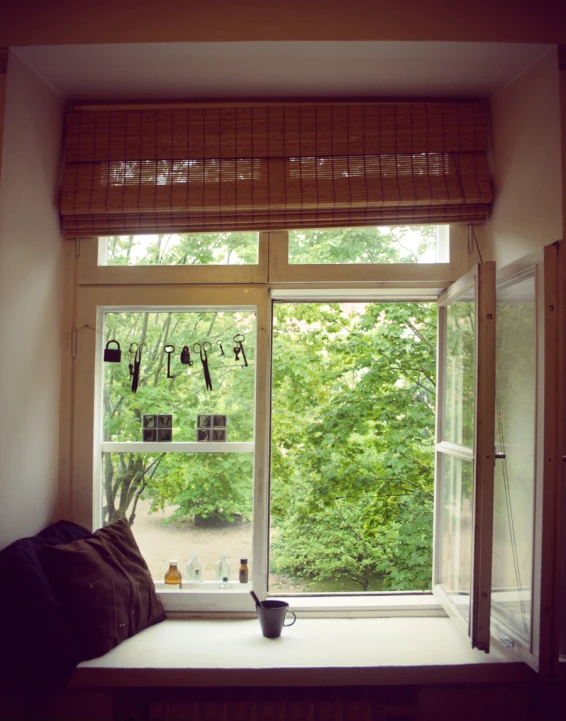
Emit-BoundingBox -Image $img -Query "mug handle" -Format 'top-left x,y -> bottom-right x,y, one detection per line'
284,610 -> 296,627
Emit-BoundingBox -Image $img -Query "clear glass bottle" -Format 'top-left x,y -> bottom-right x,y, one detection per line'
239,558 -> 249,584
186,553 -> 203,583
215,554 -> 230,587
164,560 -> 182,588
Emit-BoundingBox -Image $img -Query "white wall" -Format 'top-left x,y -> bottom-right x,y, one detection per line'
0,52 -> 64,548
482,49 -> 562,266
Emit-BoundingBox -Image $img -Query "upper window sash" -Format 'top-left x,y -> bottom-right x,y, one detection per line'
76,226 -> 470,286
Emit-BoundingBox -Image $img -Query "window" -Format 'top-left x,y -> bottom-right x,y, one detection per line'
99,232 -> 259,266
100,309 -> 257,583
66,228 -> 560,664
288,225 -> 449,265
269,301 -> 436,594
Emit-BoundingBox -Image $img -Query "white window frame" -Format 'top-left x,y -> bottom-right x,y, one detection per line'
486,244 -> 561,674
61,226 -> 511,623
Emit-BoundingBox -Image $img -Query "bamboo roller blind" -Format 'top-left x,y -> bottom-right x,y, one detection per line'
60,102 -> 492,237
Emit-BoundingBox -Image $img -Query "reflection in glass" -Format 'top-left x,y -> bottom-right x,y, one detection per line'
101,453 -> 253,582
103,311 -> 256,443
491,275 -> 535,643
444,294 -> 475,448
439,455 -> 474,621
100,232 -> 259,266
288,225 -> 448,265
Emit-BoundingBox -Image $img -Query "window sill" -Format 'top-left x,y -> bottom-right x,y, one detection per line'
70,617 -> 531,688
156,586 -> 445,617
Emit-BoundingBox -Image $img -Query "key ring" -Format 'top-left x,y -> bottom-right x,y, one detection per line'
233,333 -> 248,367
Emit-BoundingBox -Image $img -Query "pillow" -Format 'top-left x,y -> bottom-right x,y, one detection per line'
42,518 -> 165,661
0,520 -> 92,701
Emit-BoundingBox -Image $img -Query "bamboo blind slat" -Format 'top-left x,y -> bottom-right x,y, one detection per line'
60,102 -> 492,237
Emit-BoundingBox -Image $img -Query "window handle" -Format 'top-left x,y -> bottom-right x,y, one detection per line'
494,453 -> 506,460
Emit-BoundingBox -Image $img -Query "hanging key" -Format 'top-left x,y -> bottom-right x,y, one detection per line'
233,333 -> 248,367
128,343 -> 138,377
164,344 -> 176,379
217,340 -> 225,356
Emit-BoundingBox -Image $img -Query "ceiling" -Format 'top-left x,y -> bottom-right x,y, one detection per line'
14,41 -> 551,104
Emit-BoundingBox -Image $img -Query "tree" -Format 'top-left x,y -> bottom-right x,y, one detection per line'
269,299 -> 437,591
101,226 -> 439,591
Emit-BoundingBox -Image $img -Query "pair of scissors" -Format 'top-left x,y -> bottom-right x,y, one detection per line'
193,341 -> 213,391
131,343 -> 147,393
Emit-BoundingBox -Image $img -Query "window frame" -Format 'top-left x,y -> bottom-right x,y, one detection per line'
433,262 -> 496,652
485,244 -> 561,674
63,226 -> 497,620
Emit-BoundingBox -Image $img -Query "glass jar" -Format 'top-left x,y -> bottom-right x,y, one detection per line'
186,553 -> 203,583
215,554 -> 230,588
165,560 -> 182,587
239,558 -> 249,584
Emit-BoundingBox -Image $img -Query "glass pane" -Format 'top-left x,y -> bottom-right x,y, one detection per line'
269,302 -> 437,594
100,232 -> 259,266
288,225 -> 448,264
491,275 -> 535,643
101,452 -> 253,583
443,289 -> 476,447
438,454 -> 474,621
103,310 -> 256,442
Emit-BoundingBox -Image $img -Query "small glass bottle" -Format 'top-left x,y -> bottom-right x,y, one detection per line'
164,560 -> 182,588
186,553 -> 203,583
239,558 -> 249,584
215,554 -> 230,588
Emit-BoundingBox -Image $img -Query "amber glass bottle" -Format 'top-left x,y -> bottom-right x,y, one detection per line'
165,560 -> 182,587
239,558 -> 249,584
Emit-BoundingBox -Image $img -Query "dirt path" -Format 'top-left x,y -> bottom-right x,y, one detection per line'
131,499 -> 253,582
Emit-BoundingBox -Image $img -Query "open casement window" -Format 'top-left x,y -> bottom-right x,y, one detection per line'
489,244 -> 560,674
433,262 -> 496,652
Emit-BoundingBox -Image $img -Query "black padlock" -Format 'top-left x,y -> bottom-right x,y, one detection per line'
104,340 -> 121,363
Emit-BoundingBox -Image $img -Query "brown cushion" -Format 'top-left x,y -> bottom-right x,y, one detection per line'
42,518 -> 165,660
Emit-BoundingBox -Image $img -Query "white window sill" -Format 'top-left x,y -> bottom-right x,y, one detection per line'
156,585 -> 445,618
71,617 -> 532,688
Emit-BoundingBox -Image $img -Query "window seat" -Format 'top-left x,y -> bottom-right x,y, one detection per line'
69,617 -> 532,688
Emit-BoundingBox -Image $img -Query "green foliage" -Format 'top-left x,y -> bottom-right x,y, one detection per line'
102,293 -> 256,524
270,294 -> 437,592
102,226 -> 439,592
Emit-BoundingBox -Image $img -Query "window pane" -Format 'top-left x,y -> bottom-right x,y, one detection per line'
491,275 -> 535,643
101,452 -> 253,583
103,310 -> 256,442
438,454 -> 474,621
288,225 -> 448,265
269,301 -> 436,594
443,292 -> 475,447
100,232 -> 259,266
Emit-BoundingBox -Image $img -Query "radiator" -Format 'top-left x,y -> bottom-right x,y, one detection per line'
116,688 -> 416,721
